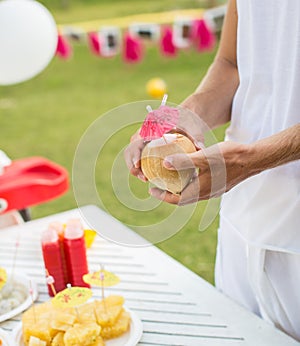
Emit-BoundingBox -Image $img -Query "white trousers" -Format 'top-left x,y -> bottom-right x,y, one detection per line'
215,216 -> 300,341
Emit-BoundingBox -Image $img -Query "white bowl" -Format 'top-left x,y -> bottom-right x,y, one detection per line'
0,327 -> 14,346
0,272 -> 38,323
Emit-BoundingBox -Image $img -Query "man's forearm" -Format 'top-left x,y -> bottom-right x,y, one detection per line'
181,56 -> 239,129
247,124 -> 300,174
181,0 -> 239,130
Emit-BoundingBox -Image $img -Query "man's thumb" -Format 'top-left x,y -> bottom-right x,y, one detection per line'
163,151 -> 201,171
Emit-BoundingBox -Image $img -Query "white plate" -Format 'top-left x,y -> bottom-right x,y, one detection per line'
0,327 -> 14,346
13,308 -> 143,346
0,272 -> 38,323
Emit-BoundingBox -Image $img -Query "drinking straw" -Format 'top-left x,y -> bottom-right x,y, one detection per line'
161,94 -> 168,106
146,105 -> 152,113
161,94 -> 169,143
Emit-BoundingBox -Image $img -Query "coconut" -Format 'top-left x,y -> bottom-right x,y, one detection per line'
141,133 -> 196,194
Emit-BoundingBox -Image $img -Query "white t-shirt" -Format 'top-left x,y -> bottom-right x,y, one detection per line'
220,0 -> 300,253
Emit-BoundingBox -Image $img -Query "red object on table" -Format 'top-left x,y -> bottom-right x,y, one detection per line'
41,219 -> 90,295
0,156 -> 68,213
63,219 -> 90,288
41,227 -> 66,296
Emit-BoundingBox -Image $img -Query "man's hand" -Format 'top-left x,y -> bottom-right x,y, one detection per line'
124,131 -> 148,182
149,141 -> 254,205
124,107 -> 206,182
149,123 -> 300,205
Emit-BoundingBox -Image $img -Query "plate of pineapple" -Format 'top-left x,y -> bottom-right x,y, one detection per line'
13,295 -> 143,346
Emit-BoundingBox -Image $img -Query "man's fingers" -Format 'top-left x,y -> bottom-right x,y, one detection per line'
124,145 -> 139,170
124,136 -> 149,182
124,138 -> 145,170
163,151 -> 204,171
129,167 -> 147,182
149,177 -> 201,205
149,188 -> 180,204
178,176 -> 201,205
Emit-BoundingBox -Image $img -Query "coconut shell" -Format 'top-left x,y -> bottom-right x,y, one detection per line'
141,134 -> 196,194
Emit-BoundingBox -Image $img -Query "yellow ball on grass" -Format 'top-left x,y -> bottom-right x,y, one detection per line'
146,78 -> 167,99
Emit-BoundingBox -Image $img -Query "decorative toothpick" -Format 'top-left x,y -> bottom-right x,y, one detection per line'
100,268 -> 105,302
99,264 -> 107,310
10,232 -> 20,281
29,280 -> 36,323
45,269 -> 56,296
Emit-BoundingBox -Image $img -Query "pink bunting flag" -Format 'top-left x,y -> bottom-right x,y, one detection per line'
123,33 -> 143,63
56,34 -> 72,60
192,19 -> 216,52
160,26 -> 177,57
87,32 -> 101,56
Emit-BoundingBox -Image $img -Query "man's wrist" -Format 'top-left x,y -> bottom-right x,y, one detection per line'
225,142 -> 260,179
246,142 -> 266,176
247,124 -> 300,175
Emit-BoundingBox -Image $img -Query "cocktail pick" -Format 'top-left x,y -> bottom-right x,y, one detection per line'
29,280 -> 36,323
52,283 -> 92,323
45,269 -> 57,296
83,265 -> 120,307
100,270 -> 105,308
51,283 -> 92,308
10,232 -> 20,280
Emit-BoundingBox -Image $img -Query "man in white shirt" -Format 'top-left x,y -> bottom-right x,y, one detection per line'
125,0 -> 300,340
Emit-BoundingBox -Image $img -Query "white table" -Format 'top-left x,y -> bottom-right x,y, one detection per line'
0,205 -> 298,346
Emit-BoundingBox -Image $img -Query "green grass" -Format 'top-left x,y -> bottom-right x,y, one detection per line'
0,2 -> 227,284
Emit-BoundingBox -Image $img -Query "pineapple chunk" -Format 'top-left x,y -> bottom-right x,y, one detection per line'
22,302 -> 58,342
28,336 -> 47,346
102,295 -> 124,307
94,303 -> 122,327
90,336 -> 105,346
101,309 -> 130,340
51,332 -> 65,346
23,320 -> 52,345
76,302 -> 96,323
63,322 -> 101,346
23,302 -> 53,325
94,296 -> 124,327
51,311 -> 76,332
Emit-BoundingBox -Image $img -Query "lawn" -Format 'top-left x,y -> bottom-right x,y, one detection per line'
0,0 -> 227,284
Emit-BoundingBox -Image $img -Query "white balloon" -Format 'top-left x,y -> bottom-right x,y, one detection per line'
0,0 -> 58,85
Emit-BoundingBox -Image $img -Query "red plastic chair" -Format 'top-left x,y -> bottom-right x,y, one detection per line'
0,157 -> 69,220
